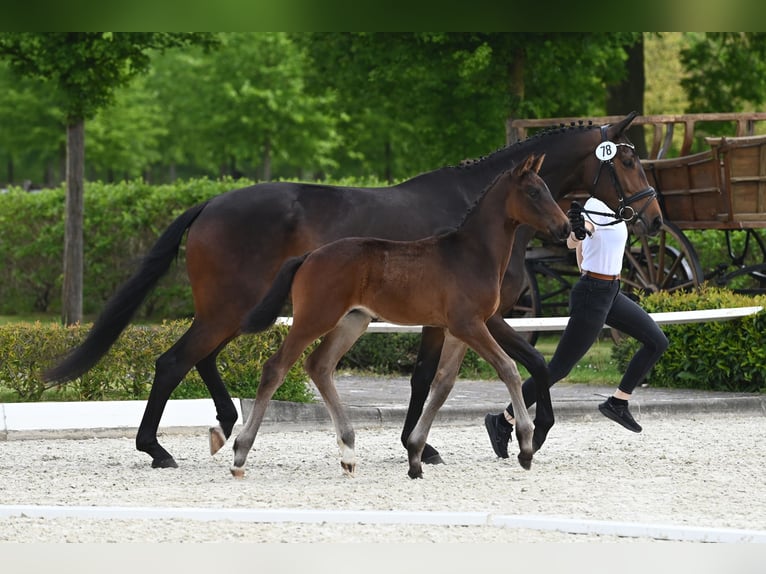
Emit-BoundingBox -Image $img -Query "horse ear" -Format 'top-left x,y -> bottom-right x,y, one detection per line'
523,154 -> 537,172
607,111 -> 639,139
533,153 -> 545,173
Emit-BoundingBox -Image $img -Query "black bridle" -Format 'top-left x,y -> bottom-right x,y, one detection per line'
586,125 -> 658,226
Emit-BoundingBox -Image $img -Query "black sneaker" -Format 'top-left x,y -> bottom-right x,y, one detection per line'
598,398 -> 642,433
484,413 -> 513,458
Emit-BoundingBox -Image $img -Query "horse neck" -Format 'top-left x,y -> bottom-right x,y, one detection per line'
478,126 -> 599,201
455,178 -> 519,274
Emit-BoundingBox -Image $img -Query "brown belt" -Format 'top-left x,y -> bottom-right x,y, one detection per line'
583,270 -> 620,281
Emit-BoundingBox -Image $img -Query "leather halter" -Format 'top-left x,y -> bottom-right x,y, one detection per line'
588,125 -> 657,226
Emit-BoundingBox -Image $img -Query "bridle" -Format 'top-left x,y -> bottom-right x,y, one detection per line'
586,125 -> 658,226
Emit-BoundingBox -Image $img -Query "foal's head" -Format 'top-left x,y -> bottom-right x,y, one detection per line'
507,154 -> 570,241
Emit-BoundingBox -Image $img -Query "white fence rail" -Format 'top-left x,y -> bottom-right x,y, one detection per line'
276,306 -> 763,334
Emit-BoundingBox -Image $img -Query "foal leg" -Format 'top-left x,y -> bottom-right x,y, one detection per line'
401,326 -> 446,465
304,311 -> 372,476
406,333 -> 467,479
230,327 -> 317,478
452,320 -> 534,470
486,314 -> 554,451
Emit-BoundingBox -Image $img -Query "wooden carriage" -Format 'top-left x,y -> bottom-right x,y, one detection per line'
507,113 -> 766,335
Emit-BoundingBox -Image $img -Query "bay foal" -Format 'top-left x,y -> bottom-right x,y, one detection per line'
233,154 -> 570,479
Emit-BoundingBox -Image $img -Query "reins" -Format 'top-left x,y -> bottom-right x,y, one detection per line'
585,125 -> 657,227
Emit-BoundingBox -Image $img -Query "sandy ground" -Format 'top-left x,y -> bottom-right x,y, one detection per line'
1,412 -> 765,544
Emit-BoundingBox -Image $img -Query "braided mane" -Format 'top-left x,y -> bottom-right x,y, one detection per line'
455,119 -> 596,169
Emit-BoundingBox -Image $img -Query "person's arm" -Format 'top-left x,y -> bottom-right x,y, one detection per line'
567,220 -> 593,271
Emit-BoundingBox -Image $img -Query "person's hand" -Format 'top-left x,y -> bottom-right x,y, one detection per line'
567,201 -> 587,240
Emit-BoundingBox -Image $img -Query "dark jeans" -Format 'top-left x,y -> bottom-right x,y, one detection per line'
507,274 -> 669,413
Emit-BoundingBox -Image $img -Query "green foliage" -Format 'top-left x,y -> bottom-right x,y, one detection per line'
681,32 -> 766,113
0,320 -> 314,403
0,176 -> 382,318
0,33 -> 216,122
612,286 -> 766,392
337,332 -> 505,380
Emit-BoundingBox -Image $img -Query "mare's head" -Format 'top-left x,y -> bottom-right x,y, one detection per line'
581,112 -> 663,236
507,154 -> 570,241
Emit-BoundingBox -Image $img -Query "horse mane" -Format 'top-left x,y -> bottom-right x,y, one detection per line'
446,167 -> 516,233
455,119 -> 596,169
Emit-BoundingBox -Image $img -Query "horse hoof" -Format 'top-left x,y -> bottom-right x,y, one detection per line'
230,466 -> 245,479
517,454 -> 533,471
421,444 -> 444,465
209,426 -> 226,455
341,461 -> 356,477
408,468 -> 423,479
422,453 -> 444,465
151,457 -> 178,469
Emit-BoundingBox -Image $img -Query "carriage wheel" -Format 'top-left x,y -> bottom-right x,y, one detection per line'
622,220 -> 703,295
614,221 -> 703,343
716,229 -> 766,294
506,262 -> 542,346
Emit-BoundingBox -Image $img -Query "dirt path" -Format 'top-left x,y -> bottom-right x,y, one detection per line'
1,412 -> 764,542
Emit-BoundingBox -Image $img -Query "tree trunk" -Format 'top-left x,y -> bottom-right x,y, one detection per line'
607,36 -> 647,158
505,48 -> 525,145
61,118 -> 85,326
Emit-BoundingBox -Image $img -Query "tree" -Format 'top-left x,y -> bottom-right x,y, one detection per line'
0,32 -> 216,325
300,33 -> 639,181
606,33 -> 647,157
0,61 -> 64,187
680,32 -> 766,112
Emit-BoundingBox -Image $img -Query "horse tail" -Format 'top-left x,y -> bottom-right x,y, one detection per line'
241,254 -> 308,334
43,201 -> 210,384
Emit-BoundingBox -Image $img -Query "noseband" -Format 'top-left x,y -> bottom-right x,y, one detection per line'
588,125 -> 657,226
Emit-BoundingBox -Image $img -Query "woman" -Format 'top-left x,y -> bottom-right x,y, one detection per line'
484,197 -> 669,459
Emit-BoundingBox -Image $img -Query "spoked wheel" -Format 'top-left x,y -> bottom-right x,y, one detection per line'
506,262 -> 542,345
622,220 -> 703,296
713,229 -> 766,295
615,221 -> 703,344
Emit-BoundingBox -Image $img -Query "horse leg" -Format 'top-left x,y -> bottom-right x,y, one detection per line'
401,326 -> 445,465
230,327 -> 316,478
136,320 -> 230,468
406,332 -> 466,479
304,311 -> 372,476
196,346 -> 240,455
486,314 -> 554,451
452,320 -> 534,470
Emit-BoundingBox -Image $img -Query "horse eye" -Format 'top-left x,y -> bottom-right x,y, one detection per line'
527,186 -> 540,198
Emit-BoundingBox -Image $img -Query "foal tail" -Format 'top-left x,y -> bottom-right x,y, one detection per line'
241,254 -> 308,334
43,201 -> 209,384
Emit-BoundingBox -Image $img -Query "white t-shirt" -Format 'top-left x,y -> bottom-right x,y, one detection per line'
580,196 -> 627,276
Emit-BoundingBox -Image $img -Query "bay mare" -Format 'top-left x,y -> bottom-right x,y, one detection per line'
234,155 -> 570,478
44,112 -> 662,469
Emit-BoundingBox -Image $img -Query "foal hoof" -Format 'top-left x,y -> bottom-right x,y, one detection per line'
341,461 -> 356,477
209,426 -> 226,455
230,466 -> 246,479
517,454 -> 533,471
151,456 -> 178,469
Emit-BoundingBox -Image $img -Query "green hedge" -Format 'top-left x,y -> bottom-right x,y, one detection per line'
612,286 -> 766,392
0,176 -> 384,319
0,320 -> 315,403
